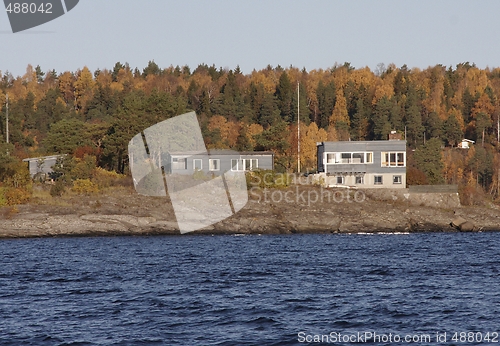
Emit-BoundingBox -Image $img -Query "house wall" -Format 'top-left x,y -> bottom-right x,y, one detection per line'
24,156 -> 61,178
170,153 -> 274,175
316,140 -> 407,188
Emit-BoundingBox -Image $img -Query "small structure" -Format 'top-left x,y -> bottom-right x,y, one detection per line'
388,130 -> 402,141
22,155 -> 65,180
164,150 -> 274,175
316,140 -> 407,188
457,139 -> 474,149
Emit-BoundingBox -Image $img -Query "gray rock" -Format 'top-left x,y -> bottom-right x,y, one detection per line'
460,221 -> 475,232
451,216 -> 467,228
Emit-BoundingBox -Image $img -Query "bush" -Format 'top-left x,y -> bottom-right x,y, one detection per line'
92,167 -> 126,189
2,187 -> 31,205
50,180 -> 66,197
72,179 -> 99,195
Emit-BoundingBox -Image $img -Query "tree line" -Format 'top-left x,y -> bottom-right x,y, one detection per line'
1,61 -> 500,204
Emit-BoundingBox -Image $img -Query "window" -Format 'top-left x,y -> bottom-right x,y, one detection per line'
232,158 -> 258,171
374,176 -> 383,185
355,176 -> 364,184
336,176 -> 344,184
324,152 -> 373,164
326,153 -> 336,164
231,159 -> 242,171
193,159 -> 202,170
382,152 -> 406,167
245,159 -> 258,171
209,159 -> 220,171
172,157 -> 187,170
366,152 -> 373,163
393,175 -> 402,184
352,153 -> 364,163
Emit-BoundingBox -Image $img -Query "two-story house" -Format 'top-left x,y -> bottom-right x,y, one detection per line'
316,140 -> 407,188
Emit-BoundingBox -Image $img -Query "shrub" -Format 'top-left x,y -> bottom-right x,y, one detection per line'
92,167 -> 126,189
72,179 -> 99,195
50,180 -> 66,197
3,187 -> 31,205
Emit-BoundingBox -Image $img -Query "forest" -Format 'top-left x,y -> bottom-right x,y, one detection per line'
1,61 -> 500,205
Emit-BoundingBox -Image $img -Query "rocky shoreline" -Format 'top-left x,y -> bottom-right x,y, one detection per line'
1,186 -> 500,238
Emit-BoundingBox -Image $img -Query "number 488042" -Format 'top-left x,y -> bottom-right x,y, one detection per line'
5,3 -> 53,14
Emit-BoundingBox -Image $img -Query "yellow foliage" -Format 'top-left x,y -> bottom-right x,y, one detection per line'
92,167 -> 125,189
329,90 -> 350,127
247,123 -> 264,147
471,93 -> 495,119
0,187 -> 31,206
72,179 -> 99,195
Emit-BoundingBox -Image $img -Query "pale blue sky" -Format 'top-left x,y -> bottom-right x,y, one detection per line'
1,0 -> 500,77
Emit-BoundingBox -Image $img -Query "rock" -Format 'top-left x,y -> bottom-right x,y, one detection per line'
451,216 -> 467,228
459,221 -> 475,232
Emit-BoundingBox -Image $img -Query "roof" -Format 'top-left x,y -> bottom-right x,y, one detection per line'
22,154 -> 66,162
168,150 -> 274,156
461,139 -> 475,143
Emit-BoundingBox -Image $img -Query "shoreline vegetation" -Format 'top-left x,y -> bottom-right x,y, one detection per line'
2,62 -> 500,237
1,183 -> 499,239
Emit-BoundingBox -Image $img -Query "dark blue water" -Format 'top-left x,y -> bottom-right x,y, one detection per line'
0,233 -> 499,345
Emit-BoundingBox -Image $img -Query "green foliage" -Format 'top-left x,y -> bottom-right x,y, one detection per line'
44,118 -> 90,154
372,96 -> 393,140
413,138 -> 444,184
443,114 -> 462,147
50,180 -> 66,197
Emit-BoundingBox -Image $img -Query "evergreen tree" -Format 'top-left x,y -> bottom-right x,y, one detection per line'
275,72 -> 293,122
443,114 -> 463,147
316,80 -> 336,129
413,138 -> 444,184
425,111 -> 443,140
372,96 -> 392,140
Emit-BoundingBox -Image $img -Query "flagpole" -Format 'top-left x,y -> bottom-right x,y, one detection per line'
297,82 -> 300,173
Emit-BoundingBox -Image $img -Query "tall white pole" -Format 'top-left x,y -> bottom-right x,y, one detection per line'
5,93 -> 8,144
297,82 -> 300,173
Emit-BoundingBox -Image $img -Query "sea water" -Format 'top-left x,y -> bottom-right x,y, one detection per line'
0,233 -> 499,345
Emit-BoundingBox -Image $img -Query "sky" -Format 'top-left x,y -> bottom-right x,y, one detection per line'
1,0 -> 500,77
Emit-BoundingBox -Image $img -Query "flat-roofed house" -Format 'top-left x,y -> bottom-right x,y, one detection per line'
164,150 -> 274,175
316,140 -> 407,188
22,155 -> 65,180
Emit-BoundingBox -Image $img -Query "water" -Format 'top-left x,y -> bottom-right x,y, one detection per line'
0,233 -> 499,345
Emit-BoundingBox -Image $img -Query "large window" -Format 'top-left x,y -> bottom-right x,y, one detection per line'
374,176 -> 383,185
245,159 -> 258,171
355,176 -> 364,185
325,152 -> 373,164
382,152 -> 405,167
209,159 -> 220,171
231,158 -> 258,171
172,157 -> 187,170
